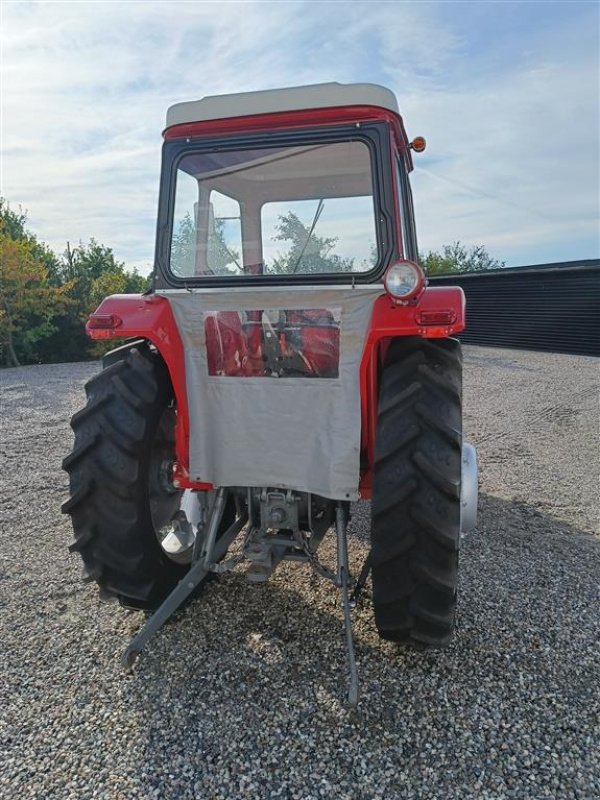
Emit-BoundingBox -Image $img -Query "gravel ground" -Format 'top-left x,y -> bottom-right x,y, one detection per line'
0,345 -> 598,800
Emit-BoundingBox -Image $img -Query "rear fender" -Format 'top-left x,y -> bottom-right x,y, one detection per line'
358,285 -> 465,497
87,294 -> 201,488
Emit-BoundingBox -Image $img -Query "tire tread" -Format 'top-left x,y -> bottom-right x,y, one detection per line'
371,336 -> 462,647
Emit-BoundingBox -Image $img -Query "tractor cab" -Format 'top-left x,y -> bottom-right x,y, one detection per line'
153,83 -> 426,382
156,82 -> 418,288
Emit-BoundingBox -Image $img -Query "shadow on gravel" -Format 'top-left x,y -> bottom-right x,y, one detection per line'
118,494 -> 599,798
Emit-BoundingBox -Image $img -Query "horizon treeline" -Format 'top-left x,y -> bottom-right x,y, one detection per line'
0,199 -> 149,366
0,197 -> 505,367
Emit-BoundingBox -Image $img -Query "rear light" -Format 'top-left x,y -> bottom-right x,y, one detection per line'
410,136 -> 427,153
384,260 -> 425,303
416,309 -> 457,326
87,313 -> 122,330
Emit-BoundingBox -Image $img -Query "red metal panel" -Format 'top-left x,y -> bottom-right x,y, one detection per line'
163,105 -> 413,168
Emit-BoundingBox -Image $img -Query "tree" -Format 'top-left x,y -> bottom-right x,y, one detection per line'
420,241 -> 505,276
208,217 -> 241,274
123,269 -> 149,294
0,200 -> 28,242
171,212 -> 240,276
0,197 -> 152,365
46,238 -> 150,362
60,238 -> 131,283
171,213 -> 196,276
0,198 -> 61,283
0,227 -> 72,366
63,238 -> 149,305
271,211 -> 354,274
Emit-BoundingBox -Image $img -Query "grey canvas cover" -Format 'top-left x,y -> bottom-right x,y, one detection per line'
162,286 -> 382,500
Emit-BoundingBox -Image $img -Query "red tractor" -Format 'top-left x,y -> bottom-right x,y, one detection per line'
63,82 -> 478,704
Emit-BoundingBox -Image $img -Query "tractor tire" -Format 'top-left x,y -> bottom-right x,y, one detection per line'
371,337 -> 462,647
62,341 -> 233,610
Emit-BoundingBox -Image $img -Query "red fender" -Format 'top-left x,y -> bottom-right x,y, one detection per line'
87,294 -> 202,489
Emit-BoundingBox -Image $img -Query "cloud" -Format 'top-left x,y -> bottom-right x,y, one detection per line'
405,45 -> 599,262
1,1 -> 598,271
374,2 -> 599,263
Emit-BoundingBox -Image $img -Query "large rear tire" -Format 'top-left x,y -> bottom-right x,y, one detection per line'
62,341 -> 233,610
371,337 -> 462,647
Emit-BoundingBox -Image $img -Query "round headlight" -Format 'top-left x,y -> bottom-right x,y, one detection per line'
384,260 -> 425,302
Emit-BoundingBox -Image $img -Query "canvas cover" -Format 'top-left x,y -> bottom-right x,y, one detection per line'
162,286 -> 382,500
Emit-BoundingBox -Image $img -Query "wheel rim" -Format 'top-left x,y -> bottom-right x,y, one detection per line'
148,405 -> 197,565
158,490 -> 203,563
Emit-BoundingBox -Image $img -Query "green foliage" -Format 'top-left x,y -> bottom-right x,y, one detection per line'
64,238 -> 125,281
0,198 -> 150,365
271,211 -> 354,274
0,200 -> 28,241
0,226 -> 72,366
420,241 -> 505,275
0,198 -> 61,282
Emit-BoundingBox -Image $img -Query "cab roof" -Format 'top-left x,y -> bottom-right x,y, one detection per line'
166,82 -> 399,129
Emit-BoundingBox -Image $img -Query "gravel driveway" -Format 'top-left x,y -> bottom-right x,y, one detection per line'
1,346 -> 598,799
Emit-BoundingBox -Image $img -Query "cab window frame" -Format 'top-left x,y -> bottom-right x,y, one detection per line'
153,122 -> 396,289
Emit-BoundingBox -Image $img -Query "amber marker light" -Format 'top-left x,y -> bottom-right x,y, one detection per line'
410,136 -> 427,152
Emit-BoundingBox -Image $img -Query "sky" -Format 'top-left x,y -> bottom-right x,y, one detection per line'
1,0 -> 599,274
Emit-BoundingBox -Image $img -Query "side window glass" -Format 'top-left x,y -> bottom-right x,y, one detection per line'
170,169 -> 199,277
207,191 -> 243,275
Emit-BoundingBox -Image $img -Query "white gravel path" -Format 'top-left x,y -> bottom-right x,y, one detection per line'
0,346 -> 598,799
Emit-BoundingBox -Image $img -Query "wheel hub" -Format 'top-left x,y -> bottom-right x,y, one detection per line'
460,442 -> 479,534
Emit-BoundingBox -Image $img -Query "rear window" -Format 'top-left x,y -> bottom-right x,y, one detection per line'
168,140 -> 379,279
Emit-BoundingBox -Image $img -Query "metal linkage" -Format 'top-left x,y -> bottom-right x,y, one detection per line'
122,487 -> 363,708
349,552 -> 372,607
190,491 -> 209,564
249,494 -> 360,706
293,528 -> 337,583
335,503 -> 359,707
122,488 -> 247,668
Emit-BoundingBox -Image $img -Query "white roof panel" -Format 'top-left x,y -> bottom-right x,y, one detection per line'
166,82 -> 399,128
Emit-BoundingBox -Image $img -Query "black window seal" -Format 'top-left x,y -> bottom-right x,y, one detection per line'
153,122 -> 396,289
396,156 -> 418,261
